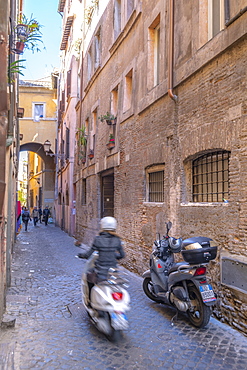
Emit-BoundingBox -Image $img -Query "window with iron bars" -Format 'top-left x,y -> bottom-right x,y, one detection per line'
192,151 -> 230,202
148,170 -> 164,202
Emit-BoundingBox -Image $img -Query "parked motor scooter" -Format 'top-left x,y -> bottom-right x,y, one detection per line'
80,251 -> 130,341
142,222 -> 217,328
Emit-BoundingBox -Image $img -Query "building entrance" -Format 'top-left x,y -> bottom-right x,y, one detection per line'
101,171 -> 114,217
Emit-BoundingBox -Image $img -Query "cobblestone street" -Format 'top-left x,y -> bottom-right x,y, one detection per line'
0,223 -> 247,369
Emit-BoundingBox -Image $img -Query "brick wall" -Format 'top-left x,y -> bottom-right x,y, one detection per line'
74,0 -> 247,333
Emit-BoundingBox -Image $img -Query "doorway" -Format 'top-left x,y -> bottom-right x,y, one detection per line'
101,171 -> 114,217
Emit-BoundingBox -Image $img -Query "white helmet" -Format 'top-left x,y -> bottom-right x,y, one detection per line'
100,216 -> 117,231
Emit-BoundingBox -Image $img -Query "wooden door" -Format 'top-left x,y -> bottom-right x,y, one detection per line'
101,173 -> 114,217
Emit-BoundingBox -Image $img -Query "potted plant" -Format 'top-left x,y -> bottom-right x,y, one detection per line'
98,112 -> 117,125
14,14 -> 44,54
88,149 -> 94,159
8,59 -> 26,83
78,151 -> 86,164
77,126 -> 87,147
77,126 -> 87,164
107,134 -> 115,149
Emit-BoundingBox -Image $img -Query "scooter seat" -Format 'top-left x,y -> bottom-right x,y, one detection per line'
168,262 -> 190,273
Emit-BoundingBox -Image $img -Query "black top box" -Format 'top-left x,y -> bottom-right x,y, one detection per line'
182,246 -> 217,264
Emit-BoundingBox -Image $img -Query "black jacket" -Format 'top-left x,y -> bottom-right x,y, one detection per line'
43,208 -> 50,218
81,232 -> 125,280
22,210 -> 31,222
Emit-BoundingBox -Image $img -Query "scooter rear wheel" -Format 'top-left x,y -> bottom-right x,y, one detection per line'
187,285 -> 211,328
106,328 -> 122,342
142,277 -> 163,303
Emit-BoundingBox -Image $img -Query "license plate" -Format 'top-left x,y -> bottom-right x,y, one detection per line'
111,312 -> 128,330
199,284 -> 216,302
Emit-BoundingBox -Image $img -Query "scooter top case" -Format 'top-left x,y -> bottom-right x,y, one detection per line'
182,237 -> 217,264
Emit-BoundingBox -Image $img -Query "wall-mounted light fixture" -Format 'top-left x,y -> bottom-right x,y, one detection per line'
17,107 -> 25,118
43,140 -> 65,159
29,170 -> 40,184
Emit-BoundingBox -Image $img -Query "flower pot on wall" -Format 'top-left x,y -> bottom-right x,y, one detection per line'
14,41 -> 25,54
107,141 -> 115,149
106,118 -> 117,125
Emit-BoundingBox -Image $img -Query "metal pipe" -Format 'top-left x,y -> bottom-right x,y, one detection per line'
168,0 -> 177,101
225,6 -> 247,27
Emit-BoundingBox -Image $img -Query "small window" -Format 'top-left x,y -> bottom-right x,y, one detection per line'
114,0 -> 121,40
154,25 -> 160,86
66,128 -> 70,160
87,47 -> 93,81
146,166 -> 164,203
147,15 -> 161,89
123,69 -> 133,112
192,151 -> 230,202
127,0 -> 134,19
92,110 -> 97,152
94,28 -> 101,69
67,69 -> 71,97
111,85 -> 119,117
81,179 -> 86,205
33,103 -> 45,121
208,0 -> 225,39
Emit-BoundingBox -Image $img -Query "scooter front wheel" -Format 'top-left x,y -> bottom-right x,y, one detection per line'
142,277 -> 163,303
187,285 -> 211,328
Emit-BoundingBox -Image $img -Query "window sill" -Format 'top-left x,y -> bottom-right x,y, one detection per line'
181,202 -> 229,207
143,202 -> 164,207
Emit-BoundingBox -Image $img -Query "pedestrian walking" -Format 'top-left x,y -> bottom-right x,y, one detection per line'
38,207 -> 42,223
31,206 -> 39,227
22,207 -> 31,231
43,206 -> 51,226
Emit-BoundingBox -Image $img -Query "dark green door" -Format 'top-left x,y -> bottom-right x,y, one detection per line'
101,173 -> 114,217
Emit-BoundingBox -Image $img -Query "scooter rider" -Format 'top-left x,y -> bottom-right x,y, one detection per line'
77,216 -> 125,282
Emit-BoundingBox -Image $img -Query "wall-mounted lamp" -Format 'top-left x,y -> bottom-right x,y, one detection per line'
43,140 -> 65,159
29,170 -> 40,184
17,107 -> 24,118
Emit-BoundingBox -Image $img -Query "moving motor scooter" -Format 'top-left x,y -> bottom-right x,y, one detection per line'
142,222 -> 217,328
81,251 -> 130,341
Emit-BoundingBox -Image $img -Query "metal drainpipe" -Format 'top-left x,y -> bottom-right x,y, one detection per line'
168,0 -> 178,101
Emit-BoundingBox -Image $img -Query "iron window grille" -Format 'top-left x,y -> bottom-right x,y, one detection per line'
148,170 -> 164,202
192,151 -> 230,202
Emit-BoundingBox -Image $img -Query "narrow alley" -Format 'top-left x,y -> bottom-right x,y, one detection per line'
0,223 -> 247,369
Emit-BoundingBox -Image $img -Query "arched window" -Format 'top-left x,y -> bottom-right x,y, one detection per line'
192,151 -> 230,202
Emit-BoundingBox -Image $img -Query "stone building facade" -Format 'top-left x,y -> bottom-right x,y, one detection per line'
0,0 -> 23,321
72,0 -> 247,333
19,78 -> 57,214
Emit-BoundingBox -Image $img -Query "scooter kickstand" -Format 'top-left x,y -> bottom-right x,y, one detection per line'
171,310 -> 179,326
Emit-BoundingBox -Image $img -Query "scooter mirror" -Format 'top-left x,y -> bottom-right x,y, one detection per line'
166,221 -> 172,233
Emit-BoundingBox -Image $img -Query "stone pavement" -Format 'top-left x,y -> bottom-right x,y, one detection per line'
0,222 -> 247,370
